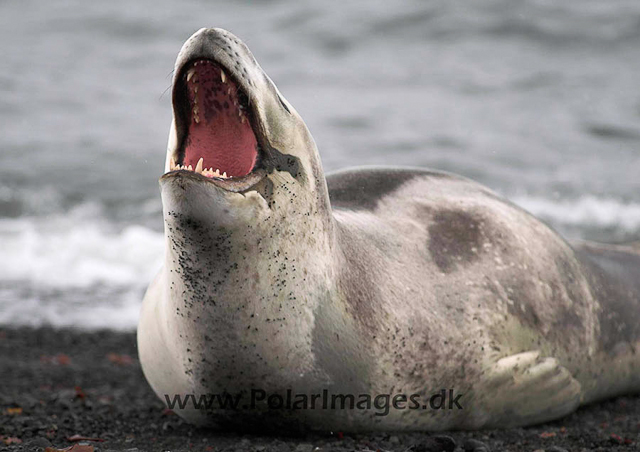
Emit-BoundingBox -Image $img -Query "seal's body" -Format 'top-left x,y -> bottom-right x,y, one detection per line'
138,28 -> 640,431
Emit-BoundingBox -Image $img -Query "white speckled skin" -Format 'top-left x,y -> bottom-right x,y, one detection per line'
138,28 -> 640,432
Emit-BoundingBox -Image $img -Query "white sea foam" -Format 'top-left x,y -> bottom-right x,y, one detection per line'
512,195 -> 640,231
0,202 -> 163,330
0,288 -> 145,331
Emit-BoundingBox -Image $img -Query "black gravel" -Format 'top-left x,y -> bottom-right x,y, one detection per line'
1,327 -> 639,451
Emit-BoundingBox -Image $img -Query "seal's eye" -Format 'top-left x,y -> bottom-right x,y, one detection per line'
278,94 -> 291,115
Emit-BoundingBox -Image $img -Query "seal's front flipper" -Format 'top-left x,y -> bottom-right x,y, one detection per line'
469,351 -> 582,428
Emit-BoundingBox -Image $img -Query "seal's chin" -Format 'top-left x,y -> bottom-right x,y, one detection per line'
165,58 -> 265,192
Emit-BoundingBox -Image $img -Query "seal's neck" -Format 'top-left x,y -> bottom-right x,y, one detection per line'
161,172 -> 336,324
159,172 -> 337,387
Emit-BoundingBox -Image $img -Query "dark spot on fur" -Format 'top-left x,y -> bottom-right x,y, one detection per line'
262,145 -> 302,180
327,168 -> 451,211
427,209 -> 484,273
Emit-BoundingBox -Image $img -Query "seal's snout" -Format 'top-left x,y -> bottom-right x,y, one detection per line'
163,28 -> 316,198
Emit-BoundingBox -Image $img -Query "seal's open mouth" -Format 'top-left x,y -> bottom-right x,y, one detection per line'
170,58 -> 263,187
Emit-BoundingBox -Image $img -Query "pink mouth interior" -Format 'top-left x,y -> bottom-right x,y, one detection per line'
183,59 -> 258,178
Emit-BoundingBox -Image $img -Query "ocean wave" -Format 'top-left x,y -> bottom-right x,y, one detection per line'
0,202 -> 163,288
512,195 -> 640,231
0,202 -> 163,330
0,287 -> 143,331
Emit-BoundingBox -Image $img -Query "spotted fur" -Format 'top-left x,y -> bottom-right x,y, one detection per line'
138,28 -> 640,432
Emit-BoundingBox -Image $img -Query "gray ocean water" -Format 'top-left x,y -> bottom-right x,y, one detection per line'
1,0 -> 639,329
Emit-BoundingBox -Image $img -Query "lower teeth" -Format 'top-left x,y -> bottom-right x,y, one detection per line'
169,157 -> 230,179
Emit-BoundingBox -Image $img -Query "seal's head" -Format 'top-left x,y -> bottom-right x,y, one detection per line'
161,28 -> 328,228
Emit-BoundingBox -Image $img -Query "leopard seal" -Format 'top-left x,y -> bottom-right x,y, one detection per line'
138,27 -> 640,432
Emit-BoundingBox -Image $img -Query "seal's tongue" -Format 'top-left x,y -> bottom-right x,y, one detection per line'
183,59 -> 257,178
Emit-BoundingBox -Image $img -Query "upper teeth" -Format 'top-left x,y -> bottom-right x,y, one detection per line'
189,67 -> 228,125
169,157 -> 231,179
